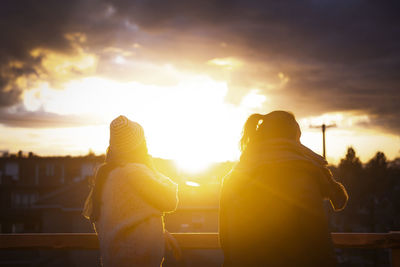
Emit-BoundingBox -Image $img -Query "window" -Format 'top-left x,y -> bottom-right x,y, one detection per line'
192,212 -> 205,223
30,193 -> 38,205
46,163 -> 55,176
35,164 -> 39,185
192,212 -> 205,231
22,194 -> 29,206
12,193 -> 37,207
11,223 -> 24,233
5,162 -> 19,181
80,163 -> 94,179
60,165 -> 65,184
12,193 -> 21,207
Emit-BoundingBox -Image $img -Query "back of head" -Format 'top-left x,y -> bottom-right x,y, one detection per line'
240,111 -> 301,152
83,115 -> 152,222
107,115 -> 147,163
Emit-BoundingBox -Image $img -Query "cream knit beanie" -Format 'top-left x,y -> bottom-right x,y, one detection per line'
109,115 -> 145,154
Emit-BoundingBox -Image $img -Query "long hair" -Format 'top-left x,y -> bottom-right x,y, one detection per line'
240,113 -> 264,152
83,140 -> 154,222
240,111 -> 301,153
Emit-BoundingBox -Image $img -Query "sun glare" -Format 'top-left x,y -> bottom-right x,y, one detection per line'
19,74 -> 400,168
21,71 -> 267,172
185,181 -> 200,187
175,157 -> 213,174
207,57 -> 242,69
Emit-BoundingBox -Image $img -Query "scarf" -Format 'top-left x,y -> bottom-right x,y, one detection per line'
235,138 -> 348,211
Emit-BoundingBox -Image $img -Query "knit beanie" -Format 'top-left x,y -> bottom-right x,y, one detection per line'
108,115 -> 145,157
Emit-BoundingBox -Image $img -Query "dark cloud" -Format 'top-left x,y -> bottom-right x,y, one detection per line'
1,1 -> 75,105
0,0 -> 119,105
1,0 -> 400,132
0,105 -> 102,128
106,0 -> 400,133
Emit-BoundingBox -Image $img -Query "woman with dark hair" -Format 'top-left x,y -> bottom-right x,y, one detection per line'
83,115 -> 178,267
219,111 -> 348,267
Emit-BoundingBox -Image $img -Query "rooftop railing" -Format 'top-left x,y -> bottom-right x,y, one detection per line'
1,232 -> 400,266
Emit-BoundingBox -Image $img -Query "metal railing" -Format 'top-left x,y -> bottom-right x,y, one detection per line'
1,232 -> 400,266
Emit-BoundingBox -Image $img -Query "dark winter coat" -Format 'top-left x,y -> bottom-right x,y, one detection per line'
219,139 -> 348,267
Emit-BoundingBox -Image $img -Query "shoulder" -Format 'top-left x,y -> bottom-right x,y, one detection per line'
106,163 -> 155,184
123,163 -> 154,176
220,166 -> 248,199
119,163 -> 176,186
108,163 -> 155,179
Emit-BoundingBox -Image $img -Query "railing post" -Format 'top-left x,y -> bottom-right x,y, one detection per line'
392,248 -> 400,267
389,231 -> 400,267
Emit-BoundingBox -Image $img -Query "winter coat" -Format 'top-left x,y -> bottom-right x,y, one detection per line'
95,163 -> 178,267
219,139 -> 348,267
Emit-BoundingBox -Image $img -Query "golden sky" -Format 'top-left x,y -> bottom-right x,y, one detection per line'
1,1 -> 399,170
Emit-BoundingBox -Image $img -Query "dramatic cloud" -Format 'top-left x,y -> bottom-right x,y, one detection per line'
108,0 -> 400,133
1,0 -> 399,132
0,105 -> 102,128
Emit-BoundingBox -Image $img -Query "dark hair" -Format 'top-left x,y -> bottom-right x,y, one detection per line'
240,111 -> 301,153
83,140 -> 154,222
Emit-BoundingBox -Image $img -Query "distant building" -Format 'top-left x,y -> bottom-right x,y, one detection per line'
0,154 -> 103,234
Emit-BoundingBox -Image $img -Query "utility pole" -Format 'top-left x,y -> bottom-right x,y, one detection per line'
310,123 -> 336,158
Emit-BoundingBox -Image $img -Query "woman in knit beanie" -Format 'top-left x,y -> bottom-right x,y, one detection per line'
219,111 -> 348,267
83,115 -> 178,267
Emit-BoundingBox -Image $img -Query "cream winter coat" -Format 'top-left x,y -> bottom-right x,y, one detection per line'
95,163 -> 178,267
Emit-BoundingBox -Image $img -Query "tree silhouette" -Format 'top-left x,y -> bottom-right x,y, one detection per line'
338,147 -> 363,205
365,152 -> 388,197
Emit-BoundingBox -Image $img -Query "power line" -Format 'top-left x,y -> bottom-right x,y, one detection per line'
309,123 -> 336,158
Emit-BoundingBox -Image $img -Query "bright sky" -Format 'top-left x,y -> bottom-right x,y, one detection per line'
1,2 -> 400,173
1,53 -> 399,172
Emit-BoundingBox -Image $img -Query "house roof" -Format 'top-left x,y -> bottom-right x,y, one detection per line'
34,179 -> 90,210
